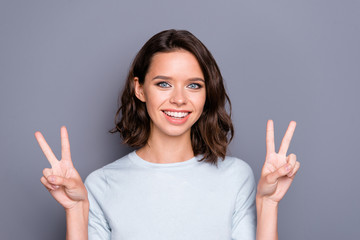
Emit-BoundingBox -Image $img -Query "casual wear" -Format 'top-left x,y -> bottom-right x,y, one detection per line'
84,151 -> 256,240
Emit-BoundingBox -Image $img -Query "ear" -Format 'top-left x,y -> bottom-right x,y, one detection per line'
134,77 -> 146,102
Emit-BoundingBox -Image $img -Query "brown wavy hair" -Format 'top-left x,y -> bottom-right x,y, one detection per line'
109,29 -> 234,166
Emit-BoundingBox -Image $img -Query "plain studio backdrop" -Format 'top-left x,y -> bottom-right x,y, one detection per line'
0,0 -> 359,239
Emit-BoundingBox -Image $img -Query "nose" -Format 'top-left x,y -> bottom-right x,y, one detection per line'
170,87 -> 187,106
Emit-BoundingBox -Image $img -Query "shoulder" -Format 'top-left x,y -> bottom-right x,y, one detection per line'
216,156 -> 256,189
217,156 -> 254,176
84,152 -> 133,191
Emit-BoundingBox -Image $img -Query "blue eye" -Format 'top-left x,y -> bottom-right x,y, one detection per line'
157,82 -> 171,88
188,83 -> 201,89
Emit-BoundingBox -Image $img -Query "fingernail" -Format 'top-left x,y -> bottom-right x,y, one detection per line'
285,164 -> 291,172
49,176 -> 55,182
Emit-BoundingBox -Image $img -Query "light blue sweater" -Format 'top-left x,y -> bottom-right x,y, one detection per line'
84,151 -> 256,240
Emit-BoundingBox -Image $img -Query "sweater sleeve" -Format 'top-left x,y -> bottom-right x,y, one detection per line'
84,169 -> 111,240
231,160 -> 257,240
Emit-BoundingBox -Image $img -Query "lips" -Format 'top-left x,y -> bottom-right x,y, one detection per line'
163,110 -> 190,119
161,110 -> 192,124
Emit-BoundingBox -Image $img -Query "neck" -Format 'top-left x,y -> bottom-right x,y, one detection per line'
136,129 -> 194,164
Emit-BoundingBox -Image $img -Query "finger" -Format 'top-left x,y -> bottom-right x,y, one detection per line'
34,131 -> 58,167
286,153 -> 296,168
278,121 -> 296,156
40,176 -> 58,191
286,154 -> 297,177
40,176 -> 53,191
43,168 -> 53,178
288,161 -> 300,178
266,163 -> 292,184
266,119 -> 275,155
60,126 -> 72,162
46,175 -> 76,189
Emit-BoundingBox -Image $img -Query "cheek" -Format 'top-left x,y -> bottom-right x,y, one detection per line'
195,92 -> 206,110
144,89 -> 168,112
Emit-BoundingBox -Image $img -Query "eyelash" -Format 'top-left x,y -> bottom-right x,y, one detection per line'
156,82 -> 171,88
187,83 -> 202,89
156,82 -> 203,89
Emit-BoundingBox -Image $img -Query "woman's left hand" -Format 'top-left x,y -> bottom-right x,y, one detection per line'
257,120 -> 300,203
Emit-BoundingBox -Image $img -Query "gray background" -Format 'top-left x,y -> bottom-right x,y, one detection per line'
1,0 -> 359,239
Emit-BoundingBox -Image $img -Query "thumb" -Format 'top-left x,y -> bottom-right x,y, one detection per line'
265,163 -> 292,184
46,175 -> 76,189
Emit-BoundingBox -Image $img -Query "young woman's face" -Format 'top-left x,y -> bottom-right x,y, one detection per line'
135,49 -> 206,139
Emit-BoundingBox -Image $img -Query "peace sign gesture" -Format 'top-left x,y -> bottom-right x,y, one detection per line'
35,126 -> 87,210
257,120 -> 300,203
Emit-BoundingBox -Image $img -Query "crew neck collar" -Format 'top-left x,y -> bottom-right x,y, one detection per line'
128,150 -> 201,169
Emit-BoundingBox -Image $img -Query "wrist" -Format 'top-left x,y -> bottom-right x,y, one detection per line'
256,195 -> 278,217
256,195 -> 279,240
65,199 -> 89,214
65,199 -> 89,240
256,195 -> 279,207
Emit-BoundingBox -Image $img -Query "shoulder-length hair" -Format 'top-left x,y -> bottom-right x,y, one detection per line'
109,29 -> 234,166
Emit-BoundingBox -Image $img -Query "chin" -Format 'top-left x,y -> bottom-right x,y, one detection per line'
162,128 -> 191,138
150,115 -> 200,138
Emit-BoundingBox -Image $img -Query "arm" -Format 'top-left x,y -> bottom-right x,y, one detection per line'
231,161 -> 257,240
66,201 -> 89,240
256,193 -> 278,239
35,126 -> 89,240
84,171 -> 111,240
256,120 -> 300,240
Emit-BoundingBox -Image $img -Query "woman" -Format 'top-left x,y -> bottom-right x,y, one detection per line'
35,29 -> 300,240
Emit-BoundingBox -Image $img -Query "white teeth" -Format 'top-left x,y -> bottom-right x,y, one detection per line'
163,111 -> 189,118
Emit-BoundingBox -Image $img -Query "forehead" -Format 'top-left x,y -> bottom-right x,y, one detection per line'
146,50 -> 204,78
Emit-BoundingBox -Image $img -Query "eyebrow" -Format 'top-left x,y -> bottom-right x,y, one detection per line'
152,75 -> 205,82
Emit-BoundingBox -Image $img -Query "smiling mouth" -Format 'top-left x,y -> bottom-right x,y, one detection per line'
162,110 -> 191,119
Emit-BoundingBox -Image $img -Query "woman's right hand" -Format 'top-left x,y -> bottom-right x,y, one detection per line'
35,126 -> 88,210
